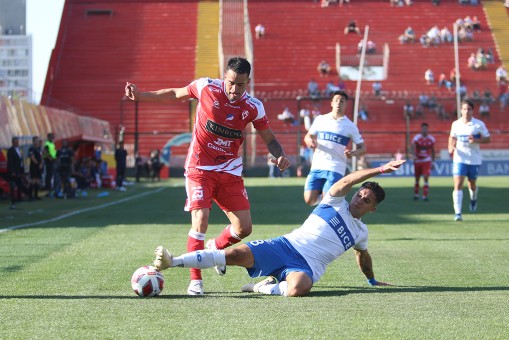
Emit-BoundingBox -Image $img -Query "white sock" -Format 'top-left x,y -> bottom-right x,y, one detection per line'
173,249 -> 226,269
257,281 -> 288,296
453,190 -> 463,214
469,188 -> 478,201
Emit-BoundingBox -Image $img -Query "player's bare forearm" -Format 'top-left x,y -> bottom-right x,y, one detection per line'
267,139 -> 286,158
355,249 -> 375,279
125,82 -> 189,102
330,160 -> 405,197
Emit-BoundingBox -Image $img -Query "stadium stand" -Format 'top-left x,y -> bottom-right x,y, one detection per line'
41,0 -> 508,169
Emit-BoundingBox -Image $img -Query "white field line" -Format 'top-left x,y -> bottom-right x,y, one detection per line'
0,187 -> 166,233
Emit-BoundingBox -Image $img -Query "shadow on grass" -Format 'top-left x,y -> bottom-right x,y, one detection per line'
309,285 -> 509,297
2,285 -> 508,300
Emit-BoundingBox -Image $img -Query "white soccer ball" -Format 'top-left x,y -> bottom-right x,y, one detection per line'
131,265 -> 165,297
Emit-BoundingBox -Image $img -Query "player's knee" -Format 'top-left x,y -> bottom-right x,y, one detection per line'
286,283 -> 311,297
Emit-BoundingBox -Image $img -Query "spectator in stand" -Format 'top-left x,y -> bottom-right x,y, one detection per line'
486,48 -> 495,64
467,53 -> 477,69
344,20 -> 361,35
450,68 -> 458,84
437,72 -> 447,88
475,48 -> 487,69
359,104 -> 369,121
459,83 -> 468,99
419,93 -> 430,108
300,106 -> 312,130
471,16 -> 481,31
7,136 -> 23,209
403,101 -> 415,119
325,80 -> 340,97
317,60 -> 331,77
440,26 -> 452,43
479,101 -> 490,120
499,80 -> 508,111
114,141 -> 127,191
255,23 -> 265,39
28,136 -> 43,200
420,34 -> 431,48
471,88 -> 481,102
483,87 -> 493,102
399,26 -> 415,44
337,80 -> 346,91
435,104 -> 448,120
427,26 -> 441,46
308,78 -> 320,97
424,69 -> 434,85
458,26 -> 473,42
366,40 -> 376,54
372,81 -> 382,96
496,65 -> 507,83
278,107 -> 296,125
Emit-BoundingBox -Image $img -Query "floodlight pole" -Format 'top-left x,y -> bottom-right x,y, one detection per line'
352,25 -> 369,173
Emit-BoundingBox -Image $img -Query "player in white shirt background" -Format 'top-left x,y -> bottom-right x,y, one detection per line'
153,160 -> 405,297
303,91 -> 367,206
448,99 -> 491,222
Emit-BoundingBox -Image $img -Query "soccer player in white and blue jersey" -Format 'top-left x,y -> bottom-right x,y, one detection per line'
448,99 -> 491,222
303,91 -> 366,206
153,160 -> 405,297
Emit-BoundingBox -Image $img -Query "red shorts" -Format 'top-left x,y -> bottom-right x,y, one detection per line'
414,161 -> 432,178
184,167 -> 250,212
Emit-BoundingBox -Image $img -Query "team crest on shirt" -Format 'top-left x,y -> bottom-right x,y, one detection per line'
242,110 -> 249,120
213,100 -> 220,109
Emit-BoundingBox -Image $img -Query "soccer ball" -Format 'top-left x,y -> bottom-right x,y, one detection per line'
131,266 -> 165,297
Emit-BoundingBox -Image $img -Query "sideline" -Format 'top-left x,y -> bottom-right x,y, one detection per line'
0,187 -> 167,233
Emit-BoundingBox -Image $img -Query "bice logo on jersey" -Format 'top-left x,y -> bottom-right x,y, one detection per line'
242,110 -> 249,120
226,114 -> 234,121
215,138 -> 232,147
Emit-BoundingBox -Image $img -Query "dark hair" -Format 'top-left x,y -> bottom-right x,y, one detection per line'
461,99 -> 475,110
227,57 -> 251,77
421,122 -> 429,128
361,181 -> 385,204
332,90 -> 349,100
12,136 -> 18,143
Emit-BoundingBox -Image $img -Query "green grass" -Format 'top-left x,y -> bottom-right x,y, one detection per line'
1,177 -> 509,339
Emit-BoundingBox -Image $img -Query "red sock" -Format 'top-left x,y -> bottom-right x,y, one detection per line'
214,225 -> 242,249
187,232 -> 204,281
423,183 -> 429,197
414,182 -> 420,196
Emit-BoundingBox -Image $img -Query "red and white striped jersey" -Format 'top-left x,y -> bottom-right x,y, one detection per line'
185,77 -> 270,176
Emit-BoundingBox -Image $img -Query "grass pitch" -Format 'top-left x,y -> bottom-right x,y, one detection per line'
1,176 -> 508,339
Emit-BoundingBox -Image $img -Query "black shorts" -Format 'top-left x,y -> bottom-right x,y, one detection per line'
30,166 -> 42,179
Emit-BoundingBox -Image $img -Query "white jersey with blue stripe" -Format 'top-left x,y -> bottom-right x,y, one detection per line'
284,192 -> 368,282
450,117 -> 490,165
308,113 -> 364,175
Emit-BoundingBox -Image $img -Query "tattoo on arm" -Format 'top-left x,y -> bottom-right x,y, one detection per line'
267,140 -> 284,158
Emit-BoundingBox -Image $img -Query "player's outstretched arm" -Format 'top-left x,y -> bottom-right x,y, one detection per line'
124,82 -> 190,102
258,128 -> 290,171
354,249 -> 392,286
329,160 -> 405,198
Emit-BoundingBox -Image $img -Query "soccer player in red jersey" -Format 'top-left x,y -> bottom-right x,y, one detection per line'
125,57 -> 290,295
412,122 -> 435,201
